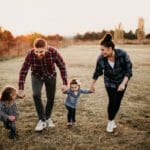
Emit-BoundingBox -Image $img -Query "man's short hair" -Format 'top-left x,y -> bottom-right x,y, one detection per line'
34,38 -> 47,48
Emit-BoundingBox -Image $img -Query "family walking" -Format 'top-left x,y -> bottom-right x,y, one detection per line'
0,33 -> 132,139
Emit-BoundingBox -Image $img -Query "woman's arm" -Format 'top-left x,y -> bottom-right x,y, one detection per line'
117,76 -> 128,91
123,52 -> 132,79
118,52 -> 132,91
90,79 -> 97,92
90,56 -> 104,92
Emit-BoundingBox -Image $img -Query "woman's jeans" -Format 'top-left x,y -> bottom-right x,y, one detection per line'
106,87 -> 126,120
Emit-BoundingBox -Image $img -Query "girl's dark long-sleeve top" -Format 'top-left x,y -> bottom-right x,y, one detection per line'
0,101 -> 19,121
93,49 -> 132,88
64,89 -> 92,108
19,46 -> 68,90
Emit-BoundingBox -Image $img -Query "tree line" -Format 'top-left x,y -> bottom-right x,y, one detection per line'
0,27 -> 63,50
74,30 -> 150,41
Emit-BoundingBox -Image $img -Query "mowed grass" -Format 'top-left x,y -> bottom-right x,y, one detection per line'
0,44 -> 150,150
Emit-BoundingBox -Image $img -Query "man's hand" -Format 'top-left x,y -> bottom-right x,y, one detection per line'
61,85 -> 68,93
8,115 -> 16,122
117,83 -> 125,91
17,90 -> 25,98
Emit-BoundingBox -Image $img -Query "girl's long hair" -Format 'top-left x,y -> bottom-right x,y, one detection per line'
0,86 -> 16,102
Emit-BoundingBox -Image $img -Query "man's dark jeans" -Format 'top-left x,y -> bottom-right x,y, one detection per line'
31,73 -> 56,121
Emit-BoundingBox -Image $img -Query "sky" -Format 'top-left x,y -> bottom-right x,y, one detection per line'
0,0 -> 150,36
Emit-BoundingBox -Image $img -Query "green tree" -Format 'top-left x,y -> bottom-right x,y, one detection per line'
124,30 -> 137,40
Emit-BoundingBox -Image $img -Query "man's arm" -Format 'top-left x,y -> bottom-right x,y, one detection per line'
53,49 -> 68,85
18,51 -> 31,90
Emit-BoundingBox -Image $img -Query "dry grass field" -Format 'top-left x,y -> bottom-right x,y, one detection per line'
0,44 -> 150,150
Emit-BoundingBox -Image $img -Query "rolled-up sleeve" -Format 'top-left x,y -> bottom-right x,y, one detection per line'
18,51 -> 31,90
93,56 -> 104,80
54,49 -> 68,85
124,52 -> 132,79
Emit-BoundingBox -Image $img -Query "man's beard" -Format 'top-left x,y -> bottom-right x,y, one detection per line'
37,54 -> 44,59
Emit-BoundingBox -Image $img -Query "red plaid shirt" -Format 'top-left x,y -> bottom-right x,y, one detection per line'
18,46 -> 68,90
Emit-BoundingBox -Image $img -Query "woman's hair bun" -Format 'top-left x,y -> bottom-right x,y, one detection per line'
104,33 -> 112,42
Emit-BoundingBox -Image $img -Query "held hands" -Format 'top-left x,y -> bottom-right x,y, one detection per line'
17,90 -> 25,99
8,115 -> 16,122
89,79 -> 96,93
61,85 -> 68,93
90,84 -> 95,93
117,83 -> 125,91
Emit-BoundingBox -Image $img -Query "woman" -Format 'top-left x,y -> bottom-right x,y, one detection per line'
90,33 -> 132,132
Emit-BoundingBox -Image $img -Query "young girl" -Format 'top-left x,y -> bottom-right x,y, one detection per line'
62,79 -> 93,126
0,86 -> 19,139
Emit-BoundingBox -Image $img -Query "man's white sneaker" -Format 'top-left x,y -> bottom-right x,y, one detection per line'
46,118 -> 55,127
35,120 -> 46,131
106,121 -> 114,133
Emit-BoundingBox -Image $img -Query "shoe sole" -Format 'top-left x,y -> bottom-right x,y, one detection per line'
47,125 -> 55,127
35,126 -> 46,131
106,129 -> 113,133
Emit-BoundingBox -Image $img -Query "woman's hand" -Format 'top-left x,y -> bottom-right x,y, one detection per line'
117,83 -> 125,91
90,84 -> 95,92
8,115 -> 16,122
90,85 -> 95,92
90,79 -> 96,92
118,76 -> 128,91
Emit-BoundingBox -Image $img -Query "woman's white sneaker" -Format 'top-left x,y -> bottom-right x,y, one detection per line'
35,120 -> 46,131
113,121 -> 117,128
106,121 -> 114,132
46,118 -> 55,127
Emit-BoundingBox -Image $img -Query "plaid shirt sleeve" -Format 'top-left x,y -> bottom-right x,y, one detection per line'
53,49 -> 68,85
123,52 -> 132,79
18,51 -> 31,90
125,54 -> 132,79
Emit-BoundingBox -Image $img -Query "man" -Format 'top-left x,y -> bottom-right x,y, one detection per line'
18,38 -> 68,131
